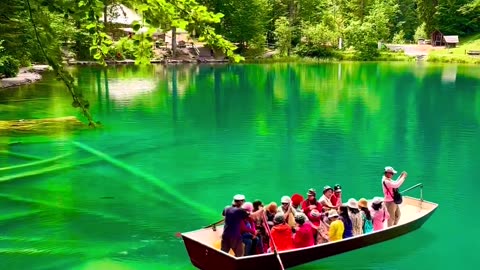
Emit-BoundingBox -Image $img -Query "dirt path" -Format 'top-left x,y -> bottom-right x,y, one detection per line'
385,44 -> 445,56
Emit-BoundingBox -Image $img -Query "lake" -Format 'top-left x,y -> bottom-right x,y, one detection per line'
1,62 -> 479,270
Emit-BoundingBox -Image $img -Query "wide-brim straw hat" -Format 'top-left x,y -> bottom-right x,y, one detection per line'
347,198 -> 359,208
358,198 -> 368,208
328,209 -> 339,218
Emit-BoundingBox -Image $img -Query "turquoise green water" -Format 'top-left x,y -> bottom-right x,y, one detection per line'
1,63 -> 480,270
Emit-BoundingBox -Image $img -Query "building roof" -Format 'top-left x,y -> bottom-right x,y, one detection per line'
443,35 -> 459,43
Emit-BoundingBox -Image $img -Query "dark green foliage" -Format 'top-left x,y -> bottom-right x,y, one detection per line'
0,56 -> 20,78
296,44 -> 335,58
391,0 -> 419,40
436,0 -> 480,35
356,42 -> 380,60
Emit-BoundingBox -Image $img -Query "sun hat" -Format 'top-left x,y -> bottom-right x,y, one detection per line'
242,202 -> 254,213
266,202 -> 278,212
291,194 -> 304,205
333,184 -> 342,193
307,188 -> 316,197
273,213 -> 285,224
323,185 -> 333,194
358,198 -> 368,208
347,198 -> 359,208
372,197 -> 384,205
233,194 -> 245,201
281,196 -> 291,204
328,209 -> 339,218
384,166 -> 397,174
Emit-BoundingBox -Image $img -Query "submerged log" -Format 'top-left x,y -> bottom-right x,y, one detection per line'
0,116 -> 87,135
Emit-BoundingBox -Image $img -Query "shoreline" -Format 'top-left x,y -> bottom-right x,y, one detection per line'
1,52 -> 477,91
0,65 -> 50,89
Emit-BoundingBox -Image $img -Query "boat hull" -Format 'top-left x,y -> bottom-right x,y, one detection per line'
182,197 -> 438,270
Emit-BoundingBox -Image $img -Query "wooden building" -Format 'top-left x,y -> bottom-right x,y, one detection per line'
431,30 -> 459,47
443,35 -> 459,48
431,30 -> 444,46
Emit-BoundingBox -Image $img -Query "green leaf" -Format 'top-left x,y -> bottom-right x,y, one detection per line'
78,1 -> 85,7
132,22 -> 141,32
101,45 -> 109,55
86,23 -> 96,30
93,52 -> 102,60
133,40 -> 140,46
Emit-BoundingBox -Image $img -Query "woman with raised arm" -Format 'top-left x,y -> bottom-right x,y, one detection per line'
382,166 -> 407,227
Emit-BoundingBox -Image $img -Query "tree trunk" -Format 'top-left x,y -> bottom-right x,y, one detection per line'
103,0 -> 108,29
171,27 -> 177,57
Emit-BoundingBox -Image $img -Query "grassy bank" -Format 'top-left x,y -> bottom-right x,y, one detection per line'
427,33 -> 480,64
245,51 -> 415,64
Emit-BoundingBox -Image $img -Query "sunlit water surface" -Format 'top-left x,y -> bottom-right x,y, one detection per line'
1,63 -> 480,270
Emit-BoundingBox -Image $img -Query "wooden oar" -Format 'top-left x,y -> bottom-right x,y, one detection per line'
263,212 -> 286,270
175,218 -> 225,238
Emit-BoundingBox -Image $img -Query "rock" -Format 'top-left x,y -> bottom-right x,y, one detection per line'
29,65 -> 51,73
0,72 -> 42,89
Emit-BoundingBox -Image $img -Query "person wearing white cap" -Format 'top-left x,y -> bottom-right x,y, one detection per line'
382,166 -> 408,227
318,186 -> 336,211
277,196 -> 296,229
221,194 -> 249,257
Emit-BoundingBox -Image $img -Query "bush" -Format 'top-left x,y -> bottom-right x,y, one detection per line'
112,37 -> 136,60
0,56 -> 20,78
392,30 -> 406,44
356,42 -> 380,60
296,44 -> 335,58
414,23 -> 427,42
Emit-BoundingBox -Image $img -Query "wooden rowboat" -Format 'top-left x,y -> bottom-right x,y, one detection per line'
181,183 -> 438,270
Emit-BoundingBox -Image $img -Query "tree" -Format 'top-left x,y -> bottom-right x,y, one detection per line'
345,0 -> 398,59
14,0 -> 244,127
413,22 -> 427,42
391,0 -> 419,41
274,16 -> 292,56
416,0 -> 439,35
436,0 -> 480,35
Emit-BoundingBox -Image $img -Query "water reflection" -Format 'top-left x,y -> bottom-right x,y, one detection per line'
1,63 -> 480,270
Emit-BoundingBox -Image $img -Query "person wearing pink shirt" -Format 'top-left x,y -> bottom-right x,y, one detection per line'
370,197 -> 389,231
293,214 -> 315,248
382,166 -> 407,227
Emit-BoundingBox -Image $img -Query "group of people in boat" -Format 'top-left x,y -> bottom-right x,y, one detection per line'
220,166 -> 408,257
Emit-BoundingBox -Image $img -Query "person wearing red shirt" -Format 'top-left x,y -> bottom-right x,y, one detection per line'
293,214 -> 315,248
330,184 -> 342,208
270,213 -> 294,252
301,188 -> 323,221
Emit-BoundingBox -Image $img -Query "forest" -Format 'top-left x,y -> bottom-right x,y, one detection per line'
1,0 -> 480,78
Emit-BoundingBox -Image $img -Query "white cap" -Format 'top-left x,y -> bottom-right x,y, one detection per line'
281,196 -> 291,204
233,194 -> 245,201
384,166 -> 397,174
372,197 -> 384,204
